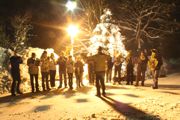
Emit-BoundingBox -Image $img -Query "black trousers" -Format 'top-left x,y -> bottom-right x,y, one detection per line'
95,71 -> 106,95
136,68 -> 146,86
11,70 -> 21,94
68,73 -> 73,89
126,69 -> 134,85
41,72 -> 50,91
30,74 -> 39,92
106,69 -> 112,83
152,70 -> 160,88
50,70 -> 56,87
114,66 -> 121,80
89,72 -> 95,84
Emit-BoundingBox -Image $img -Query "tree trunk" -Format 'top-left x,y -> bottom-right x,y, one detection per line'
136,18 -> 141,49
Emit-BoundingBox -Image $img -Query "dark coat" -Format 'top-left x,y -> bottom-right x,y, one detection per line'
57,56 -> 67,72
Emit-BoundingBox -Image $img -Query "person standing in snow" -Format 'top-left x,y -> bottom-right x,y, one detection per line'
113,54 -> 123,84
49,53 -> 56,88
135,51 -> 148,86
66,55 -> 74,89
126,51 -> 134,85
89,47 -> 109,97
106,56 -> 113,83
27,52 -> 40,93
9,51 -> 23,96
57,52 -> 67,88
40,51 -> 50,91
74,56 -> 84,88
148,49 -> 163,89
87,59 -> 95,85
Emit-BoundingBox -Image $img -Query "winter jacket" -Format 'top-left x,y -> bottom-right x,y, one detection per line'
40,57 -> 50,73
10,56 -> 23,71
114,56 -> 123,69
27,57 -> 39,74
90,52 -> 109,72
137,56 -> 148,72
155,53 -> 163,70
107,57 -> 113,70
67,59 -> 74,73
57,56 -> 67,72
148,56 -> 158,71
126,56 -> 134,71
49,58 -> 56,71
74,61 -> 84,75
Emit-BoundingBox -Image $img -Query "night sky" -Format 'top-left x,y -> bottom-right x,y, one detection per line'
0,0 -> 68,51
0,0 -> 180,58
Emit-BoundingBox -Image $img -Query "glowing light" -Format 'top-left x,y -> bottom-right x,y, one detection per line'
67,24 -> 79,37
66,1 -> 77,12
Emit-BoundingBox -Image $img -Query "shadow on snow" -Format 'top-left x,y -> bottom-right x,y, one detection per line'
100,96 -> 161,120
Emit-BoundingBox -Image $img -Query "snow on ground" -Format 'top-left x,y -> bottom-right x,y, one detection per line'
0,72 -> 180,120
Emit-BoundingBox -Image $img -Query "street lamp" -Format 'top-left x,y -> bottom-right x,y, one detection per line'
67,24 -> 79,57
66,0 -> 77,12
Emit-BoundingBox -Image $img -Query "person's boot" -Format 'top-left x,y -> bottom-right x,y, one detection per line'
96,93 -> 101,97
11,93 -> 16,96
135,82 -> 139,86
42,87 -> 46,91
17,90 -> 23,94
102,91 -> 106,96
141,82 -> 144,86
131,81 -> 133,85
64,83 -> 67,88
58,83 -> 62,89
152,86 -> 158,89
36,87 -> 40,92
36,89 -> 41,92
118,79 -> 121,85
152,85 -> 158,89
154,82 -> 158,89
96,90 -> 101,97
47,87 -> 51,91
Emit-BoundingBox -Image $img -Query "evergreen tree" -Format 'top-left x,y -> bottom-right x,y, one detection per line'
88,8 -> 127,57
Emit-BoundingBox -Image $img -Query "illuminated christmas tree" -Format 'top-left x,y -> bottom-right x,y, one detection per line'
88,8 -> 127,57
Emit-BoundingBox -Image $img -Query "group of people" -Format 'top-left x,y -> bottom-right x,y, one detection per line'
9,47 -> 163,97
27,51 -> 85,92
87,47 -> 163,96
9,51 -> 84,96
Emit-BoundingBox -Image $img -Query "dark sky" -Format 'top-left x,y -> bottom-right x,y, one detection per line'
0,0 -> 180,58
0,0 -> 69,52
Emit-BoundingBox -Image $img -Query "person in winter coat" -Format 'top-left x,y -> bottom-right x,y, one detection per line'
40,51 -> 50,91
89,47 -> 109,97
27,52 -> 40,93
87,59 -> 95,85
49,53 -> 56,88
9,51 -> 23,96
74,56 -> 84,88
106,56 -> 113,83
148,49 -> 163,89
113,54 -> 123,84
57,52 -> 67,88
66,55 -> 74,89
126,51 -> 134,85
135,51 -> 148,86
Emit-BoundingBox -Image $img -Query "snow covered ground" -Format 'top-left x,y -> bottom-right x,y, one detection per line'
0,72 -> 179,120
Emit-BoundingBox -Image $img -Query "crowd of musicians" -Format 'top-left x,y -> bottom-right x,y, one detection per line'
9,47 -> 163,97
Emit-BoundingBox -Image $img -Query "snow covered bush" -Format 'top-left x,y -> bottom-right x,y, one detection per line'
0,47 -> 59,94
